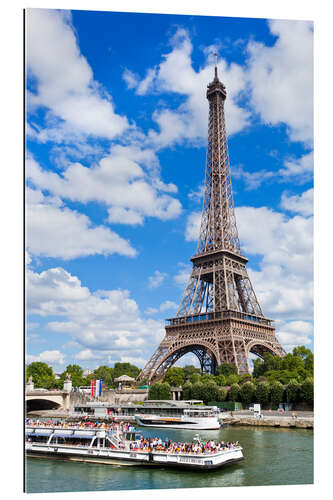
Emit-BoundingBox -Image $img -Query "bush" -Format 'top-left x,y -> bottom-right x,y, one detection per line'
255,382 -> 270,405
183,381 -> 192,400
218,387 -> 227,402
228,383 -> 240,402
191,382 -> 204,401
215,374 -> 226,386
240,382 -> 255,405
148,382 -> 171,400
270,381 -> 284,405
286,379 -> 300,403
226,374 -> 239,386
299,377 -> 314,403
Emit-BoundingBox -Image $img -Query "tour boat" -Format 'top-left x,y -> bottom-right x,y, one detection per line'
135,407 -> 220,430
25,425 -> 243,470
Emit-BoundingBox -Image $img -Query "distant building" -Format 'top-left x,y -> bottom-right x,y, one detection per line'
83,369 -> 93,378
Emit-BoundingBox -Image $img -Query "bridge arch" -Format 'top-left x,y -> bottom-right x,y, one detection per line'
152,342 -> 218,381
246,340 -> 284,360
26,398 -> 61,413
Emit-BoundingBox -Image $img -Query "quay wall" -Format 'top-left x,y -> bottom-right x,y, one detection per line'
226,416 -> 313,429
69,389 -> 148,408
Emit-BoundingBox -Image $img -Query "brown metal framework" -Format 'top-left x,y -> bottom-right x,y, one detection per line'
138,58 -> 285,382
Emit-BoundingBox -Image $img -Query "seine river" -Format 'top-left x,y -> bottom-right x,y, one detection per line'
25,425 -> 313,493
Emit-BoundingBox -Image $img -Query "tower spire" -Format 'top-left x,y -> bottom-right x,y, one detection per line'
214,52 -> 218,80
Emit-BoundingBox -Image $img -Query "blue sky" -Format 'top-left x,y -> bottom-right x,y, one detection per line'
25,8 -> 313,372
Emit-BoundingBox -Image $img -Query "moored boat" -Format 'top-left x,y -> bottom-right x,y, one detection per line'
25,422 -> 243,470
135,407 -> 220,430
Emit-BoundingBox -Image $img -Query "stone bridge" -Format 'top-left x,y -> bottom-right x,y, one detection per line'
25,390 -> 71,412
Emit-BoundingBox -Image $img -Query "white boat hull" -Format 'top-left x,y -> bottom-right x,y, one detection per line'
26,442 -> 243,470
135,415 -> 220,430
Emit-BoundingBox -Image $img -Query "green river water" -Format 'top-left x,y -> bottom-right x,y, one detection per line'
25,425 -> 313,493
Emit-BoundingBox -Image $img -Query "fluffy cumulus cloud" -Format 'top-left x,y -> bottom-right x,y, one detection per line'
26,267 -> 165,365
26,187 -> 136,259
275,320 -> 313,351
26,350 -> 66,365
184,193 -> 313,327
27,148 -> 181,230
148,270 -> 167,289
236,203 -> 313,321
280,188 -> 313,217
124,28 -> 250,148
26,9 -> 128,142
247,20 -> 313,145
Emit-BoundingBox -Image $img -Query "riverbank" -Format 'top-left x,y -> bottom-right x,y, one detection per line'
27,409 -> 314,429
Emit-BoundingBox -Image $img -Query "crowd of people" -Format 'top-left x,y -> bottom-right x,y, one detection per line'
129,436 -> 240,455
25,418 -> 240,455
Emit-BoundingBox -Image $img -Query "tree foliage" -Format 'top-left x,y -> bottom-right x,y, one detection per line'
299,377 -> 314,403
26,362 -> 58,389
270,381 -> 284,405
164,367 -> 185,387
216,363 -> 238,376
228,383 -> 240,402
113,362 -> 140,380
148,382 -> 171,400
182,381 -> 192,400
286,379 -> 300,403
240,381 -> 255,405
254,382 -> 270,405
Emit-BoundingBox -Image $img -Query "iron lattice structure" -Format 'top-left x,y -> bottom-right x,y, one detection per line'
138,60 -> 285,382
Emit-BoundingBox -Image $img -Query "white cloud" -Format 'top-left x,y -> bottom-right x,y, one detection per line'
26,9 -> 128,141
145,300 -> 178,315
75,349 -> 103,361
174,262 -> 192,287
185,211 -> 201,242
148,270 -> 167,289
247,20 -> 313,144
26,267 -> 165,358
122,68 -> 139,90
275,320 -> 313,351
183,197 -> 313,326
280,188 -> 313,216
26,187 -> 136,259
278,151 -> 313,182
26,349 -> 65,365
27,148 -> 182,225
236,203 -> 313,321
159,300 -> 178,312
125,28 -> 250,148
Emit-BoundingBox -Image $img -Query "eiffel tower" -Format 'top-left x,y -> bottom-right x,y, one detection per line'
138,56 -> 285,381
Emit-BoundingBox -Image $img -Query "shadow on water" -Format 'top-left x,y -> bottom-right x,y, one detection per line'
26,425 -> 313,493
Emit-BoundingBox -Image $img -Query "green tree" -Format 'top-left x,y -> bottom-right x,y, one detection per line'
183,381 -> 192,400
113,362 -> 140,380
255,382 -> 270,406
191,382 -> 204,401
286,379 -> 300,403
270,381 -> 284,405
252,358 -> 265,378
148,383 -> 161,400
164,367 -> 185,387
228,383 -> 240,402
183,365 -> 201,381
190,373 -> 201,384
93,366 -> 114,388
293,346 -> 314,376
148,382 -> 171,400
218,387 -> 227,402
201,374 -> 216,384
299,377 -> 314,403
215,374 -> 226,386
60,364 -> 84,387
26,362 -> 57,389
159,382 -> 171,400
201,381 -> 219,404
240,381 -> 255,406
226,374 -> 240,386
216,363 -> 238,377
